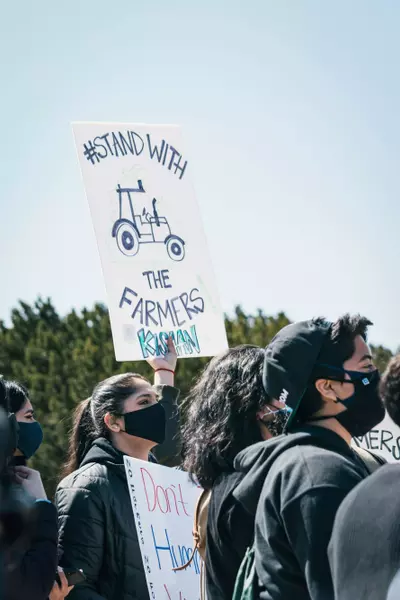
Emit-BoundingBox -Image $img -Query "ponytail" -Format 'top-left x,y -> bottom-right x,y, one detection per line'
61,372 -> 149,480
61,398 -> 96,478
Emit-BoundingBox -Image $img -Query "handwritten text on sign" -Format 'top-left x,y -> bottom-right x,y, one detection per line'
124,457 -> 202,600
73,122 -> 228,361
352,412 -> 400,463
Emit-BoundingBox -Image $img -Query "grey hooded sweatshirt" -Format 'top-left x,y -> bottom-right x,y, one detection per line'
233,425 -> 370,600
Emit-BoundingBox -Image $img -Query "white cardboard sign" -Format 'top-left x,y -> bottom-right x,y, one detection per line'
73,122 -> 228,361
124,457 -> 202,600
352,412 -> 400,463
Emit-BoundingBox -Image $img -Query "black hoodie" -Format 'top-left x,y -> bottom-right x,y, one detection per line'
233,425 -> 370,600
206,470 -> 253,599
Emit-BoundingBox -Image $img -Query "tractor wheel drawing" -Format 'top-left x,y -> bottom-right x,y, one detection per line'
166,237 -> 185,262
116,223 -> 140,257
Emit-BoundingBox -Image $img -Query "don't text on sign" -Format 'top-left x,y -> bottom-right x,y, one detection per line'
124,457 -> 202,600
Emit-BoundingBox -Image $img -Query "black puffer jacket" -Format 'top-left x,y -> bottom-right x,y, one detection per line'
56,385 -> 180,600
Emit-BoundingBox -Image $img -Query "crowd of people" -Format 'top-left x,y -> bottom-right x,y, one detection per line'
0,315 -> 399,600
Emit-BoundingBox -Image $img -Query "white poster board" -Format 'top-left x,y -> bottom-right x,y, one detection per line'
352,412 -> 400,463
73,122 -> 228,361
124,457 -> 202,600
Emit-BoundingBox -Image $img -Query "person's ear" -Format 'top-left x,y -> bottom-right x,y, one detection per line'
104,413 -> 123,433
314,379 -> 337,402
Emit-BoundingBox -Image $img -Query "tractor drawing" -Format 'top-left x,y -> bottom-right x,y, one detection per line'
111,180 -> 186,262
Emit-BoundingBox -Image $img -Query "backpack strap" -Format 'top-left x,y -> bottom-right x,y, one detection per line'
353,445 -> 386,474
173,489 -> 210,572
367,449 -> 386,466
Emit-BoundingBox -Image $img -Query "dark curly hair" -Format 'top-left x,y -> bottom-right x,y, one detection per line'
381,355 -> 400,427
181,345 -> 268,490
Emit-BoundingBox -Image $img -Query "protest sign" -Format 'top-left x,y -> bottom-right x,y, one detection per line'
124,456 -> 202,600
352,412 -> 400,463
72,122 -> 228,361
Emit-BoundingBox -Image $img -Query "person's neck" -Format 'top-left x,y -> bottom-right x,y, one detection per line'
306,417 -> 352,445
111,434 -> 152,462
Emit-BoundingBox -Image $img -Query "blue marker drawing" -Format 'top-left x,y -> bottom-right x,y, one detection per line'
111,180 -> 186,262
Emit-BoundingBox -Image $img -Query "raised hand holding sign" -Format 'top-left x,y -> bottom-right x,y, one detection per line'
147,336 -> 178,387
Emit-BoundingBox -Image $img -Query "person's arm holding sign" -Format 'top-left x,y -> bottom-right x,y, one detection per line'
148,336 -> 181,466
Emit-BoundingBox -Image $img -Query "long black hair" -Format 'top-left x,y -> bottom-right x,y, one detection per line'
181,345 -> 267,490
62,372 -> 148,478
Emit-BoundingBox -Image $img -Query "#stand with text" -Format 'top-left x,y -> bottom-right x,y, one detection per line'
73,122 -> 228,362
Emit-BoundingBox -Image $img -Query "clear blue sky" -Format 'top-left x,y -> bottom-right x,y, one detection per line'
1,0 -> 399,350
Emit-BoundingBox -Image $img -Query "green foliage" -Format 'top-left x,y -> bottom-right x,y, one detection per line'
0,299 -> 393,497
370,344 -> 394,374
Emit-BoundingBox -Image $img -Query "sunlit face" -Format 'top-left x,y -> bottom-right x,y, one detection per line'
106,379 -> 158,434
121,380 -> 158,414
332,335 -> 376,401
15,399 -> 35,423
342,335 -> 375,372
312,334 -> 377,416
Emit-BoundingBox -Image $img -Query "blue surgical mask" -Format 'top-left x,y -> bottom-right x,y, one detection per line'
17,421 -> 43,459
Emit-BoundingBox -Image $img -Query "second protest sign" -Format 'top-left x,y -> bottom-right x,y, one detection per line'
124,456 -> 202,600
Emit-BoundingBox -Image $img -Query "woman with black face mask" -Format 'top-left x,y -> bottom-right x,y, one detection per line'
56,337 -> 180,600
2,379 -> 73,600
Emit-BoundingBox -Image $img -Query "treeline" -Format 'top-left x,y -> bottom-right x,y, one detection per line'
0,299 -> 394,496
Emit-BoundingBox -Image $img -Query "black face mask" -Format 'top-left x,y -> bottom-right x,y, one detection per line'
309,366 -> 385,438
123,402 -> 166,446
